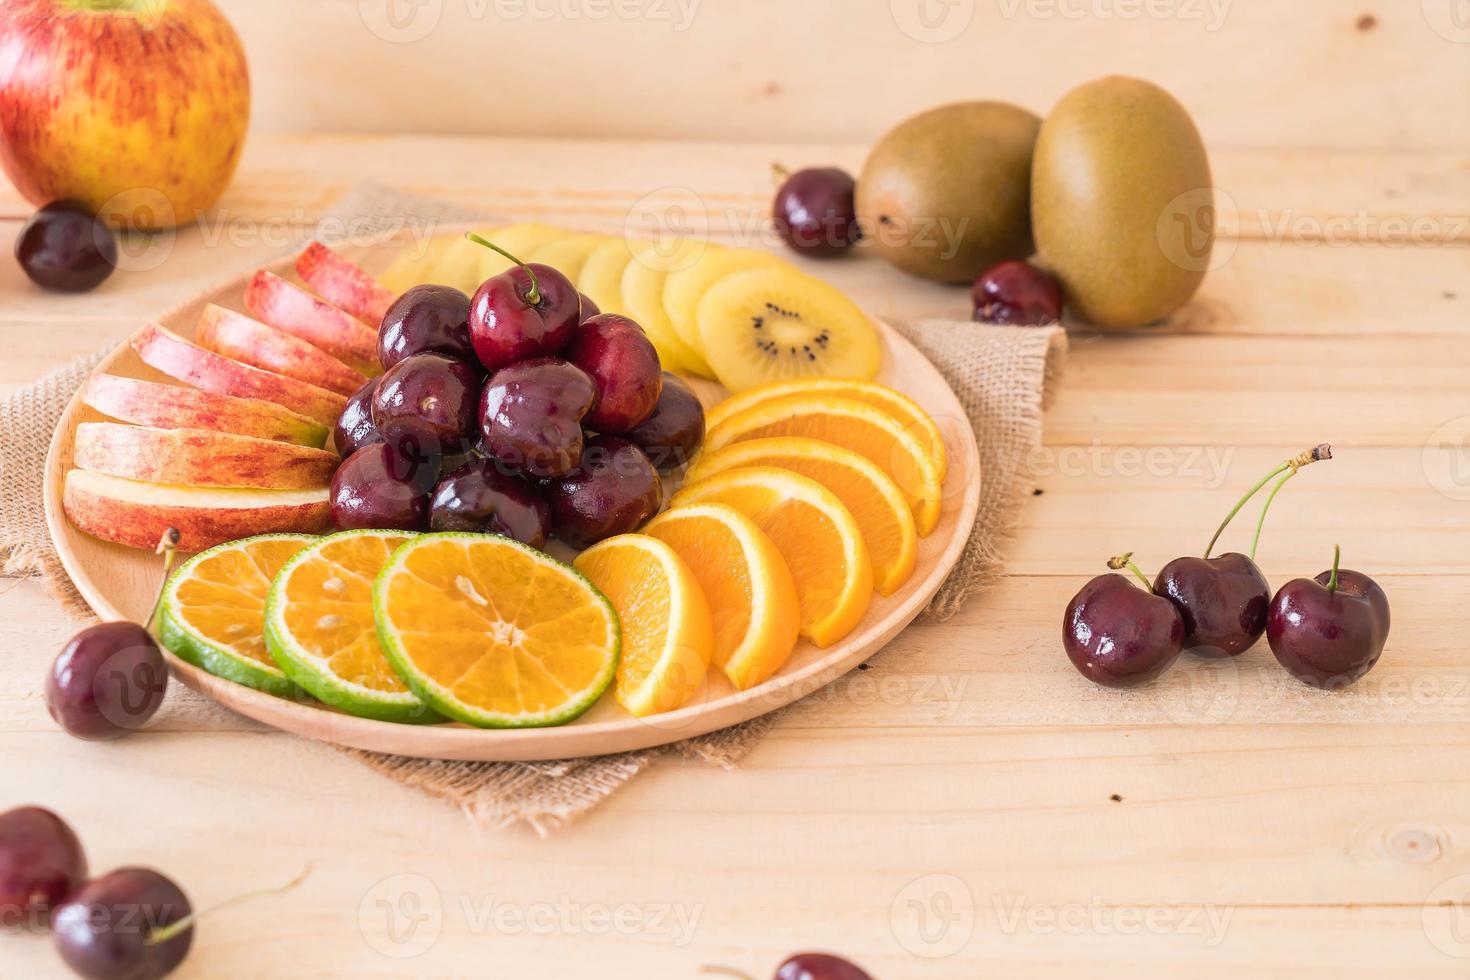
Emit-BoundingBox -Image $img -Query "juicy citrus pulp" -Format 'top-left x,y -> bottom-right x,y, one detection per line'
685,437 -> 917,596
373,533 -> 619,728
159,533 -> 317,695
703,394 -> 945,535
642,503 -> 801,690
264,530 -> 438,724
671,467 -> 873,648
574,534 -> 713,717
704,378 -> 948,481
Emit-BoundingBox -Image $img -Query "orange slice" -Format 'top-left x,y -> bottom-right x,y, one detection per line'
574,534 -> 714,717
671,467 -> 872,648
704,378 -> 948,481
264,530 -> 438,724
703,394 -> 944,535
685,437 -> 917,596
159,533 -> 317,696
372,533 -> 619,728
642,504 -> 800,690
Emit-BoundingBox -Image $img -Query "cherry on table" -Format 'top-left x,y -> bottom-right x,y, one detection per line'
626,372 -> 705,470
45,530 -> 178,741
772,166 -> 861,257
1267,545 -> 1390,689
1157,444 -> 1332,657
378,283 -> 474,369
971,260 -> 1062,325
465,234 -> 582,371
479,357 -> 596,479
774,952 -> 874,980
16,201 -> 118,293
1063,554 -> 1185,688
0,806 -> 87,929
567,313 -> 662,433
429,458 -> 551,549
53,868 -> 192,980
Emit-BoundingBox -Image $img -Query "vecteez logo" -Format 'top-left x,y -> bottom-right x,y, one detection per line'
359,0 -> 445,44
891,0 -> 977,42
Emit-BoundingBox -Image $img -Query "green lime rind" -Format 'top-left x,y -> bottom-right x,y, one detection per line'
159,533 -> 318,698
263,529 -> 442,725
372,532 -> 622,729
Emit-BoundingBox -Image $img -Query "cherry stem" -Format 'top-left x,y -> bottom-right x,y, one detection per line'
465,233 -> 540,305
1248,469 -> 1295,561
1204,444 -> 1331,559
143,528 -> 181,632
1327,544 -> 1341,593
770,162 -> 791,187
1107,552 -> 1154,590
146,865 -> 312,947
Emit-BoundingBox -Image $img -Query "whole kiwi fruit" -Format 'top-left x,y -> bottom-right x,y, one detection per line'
1032,76 -> 1214,329
857,101 -> 1040,283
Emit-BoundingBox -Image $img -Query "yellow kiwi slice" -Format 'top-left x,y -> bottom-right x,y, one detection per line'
622,241 -> 717,377
577,237 -> 643,317
664,247 -> 784,363
527,233 -> 611,285
473,223 -> 570,281
696,267 -> 881,392
426,235 -> 490,294
381,237 -> 454,295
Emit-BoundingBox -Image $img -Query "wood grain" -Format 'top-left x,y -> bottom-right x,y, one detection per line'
2,139 -> 1468,977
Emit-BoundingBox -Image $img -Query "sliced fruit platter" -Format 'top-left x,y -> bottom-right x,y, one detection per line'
43,223 -> 979,761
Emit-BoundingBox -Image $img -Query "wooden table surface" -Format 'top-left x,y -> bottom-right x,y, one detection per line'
3,134 -> 1468,978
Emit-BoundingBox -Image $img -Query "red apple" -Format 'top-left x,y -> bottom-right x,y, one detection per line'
0,0 -> 250,230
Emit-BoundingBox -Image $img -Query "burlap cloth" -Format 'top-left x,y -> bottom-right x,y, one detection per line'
0,185 -> 1066,834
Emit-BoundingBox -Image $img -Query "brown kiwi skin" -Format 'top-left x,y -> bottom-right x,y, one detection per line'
857,101 -> 1041,284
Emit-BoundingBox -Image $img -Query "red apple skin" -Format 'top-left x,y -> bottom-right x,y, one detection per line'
244,271 -> 380,376
0,0 -> 250,229
296,242 -> 396,328
130,323 -> 347,426
196,304 -> 367,396
74,422 -> 338,490
81,375 -> 328,447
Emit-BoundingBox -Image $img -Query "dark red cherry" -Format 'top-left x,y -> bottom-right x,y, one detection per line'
378,284 -> 474,369
467,235 -> 582,371
429,458 -> 551,549
1153,553 -> 1270,657
545,435 -> 662,548
579,293 -> 602,320
479,357 -> 596,479
1267,548 -> 1389,689
53,868 -> 192,980
1064,558 -> 1184,688
772,167 -> 860,257
16,201 -> 117,293
330,442 -> 439,531
370,352 -> 481,457
775,952 -> 874,980
567,314 -> 662,433
45,622 -> 168,741
333,377 -> 384,457
625,372 -> 705,470
0,806 -> 87,929
971,260 -> 1063,325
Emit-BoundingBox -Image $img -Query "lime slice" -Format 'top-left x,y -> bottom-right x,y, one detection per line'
158,533 -> 317,695
373,533 -> 620,728
264,530 -> 439,724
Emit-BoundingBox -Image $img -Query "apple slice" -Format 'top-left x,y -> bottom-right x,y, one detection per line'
131,323 -> 347,427
81,375 -> 328,448
64,469 -> 330,552
296,241 -> 396,327
75,422 -> 338,490
244,270 -> 379,375
196,304 -> 366,396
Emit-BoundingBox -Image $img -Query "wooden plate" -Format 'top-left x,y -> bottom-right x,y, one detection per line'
43,234 -> 981,761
